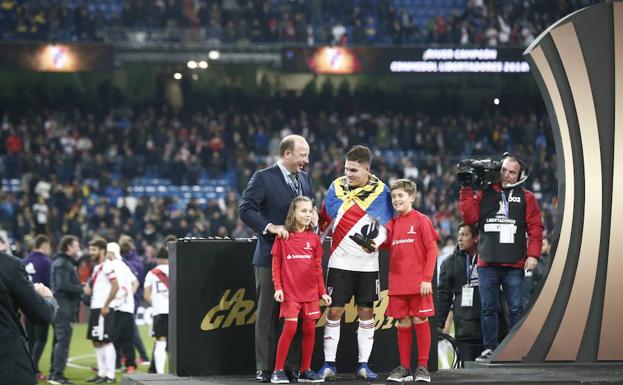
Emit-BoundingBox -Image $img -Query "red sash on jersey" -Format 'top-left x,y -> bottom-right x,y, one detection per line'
91,265 -> 103,286
151,268 -> 169,289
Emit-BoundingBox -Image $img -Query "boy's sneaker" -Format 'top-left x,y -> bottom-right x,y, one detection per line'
271,370 -> 290,384
387,366 -> 413,382
355,363 -> 378,380
298,369 -> 324,383
475,349 -> 493,363
414,365 -> 431,383
317,363 -> 337,380
85,375 -> 104,383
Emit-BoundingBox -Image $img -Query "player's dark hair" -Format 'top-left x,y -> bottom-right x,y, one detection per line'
346,145 -> 372,165
156,247 -> 169,260
88,237 -> 107,250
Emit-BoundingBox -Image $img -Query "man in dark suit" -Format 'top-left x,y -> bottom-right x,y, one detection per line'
1,250 -> 58,385
239,134 -> 315,382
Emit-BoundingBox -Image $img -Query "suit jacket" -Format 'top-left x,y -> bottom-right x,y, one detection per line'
0,252 -> 58,385
239,164 -> 314,267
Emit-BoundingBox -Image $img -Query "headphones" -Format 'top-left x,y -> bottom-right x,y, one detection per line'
501,151 -> 529,187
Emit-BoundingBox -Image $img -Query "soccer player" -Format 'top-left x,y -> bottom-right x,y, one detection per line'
144,246 -> 170,374
84,238 -> 119,384
270,196 -> 331,384
317,145 -> 393,380
384,179 -> 439,383
107,242 -> 139,374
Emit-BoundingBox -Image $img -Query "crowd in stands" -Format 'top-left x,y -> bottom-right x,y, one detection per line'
0,89 -> 558,262
0,0 -> 599,46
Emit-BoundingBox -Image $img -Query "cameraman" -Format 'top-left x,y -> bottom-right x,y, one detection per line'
458,153 -> 543,362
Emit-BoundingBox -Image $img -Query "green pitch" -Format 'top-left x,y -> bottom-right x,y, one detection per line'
37,323 -> 164,384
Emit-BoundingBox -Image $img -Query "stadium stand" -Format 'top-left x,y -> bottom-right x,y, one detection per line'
0,90 -> 558,261
0,0 -> 600,46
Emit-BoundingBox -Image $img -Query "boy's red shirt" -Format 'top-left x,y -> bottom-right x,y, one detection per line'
385,209 -> 439,295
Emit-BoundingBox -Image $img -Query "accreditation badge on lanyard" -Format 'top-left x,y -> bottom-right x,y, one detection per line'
461,254 -> 478,307
499,189 -> 517,243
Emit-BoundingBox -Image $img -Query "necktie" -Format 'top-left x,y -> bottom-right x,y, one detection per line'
288,173 -> 301,196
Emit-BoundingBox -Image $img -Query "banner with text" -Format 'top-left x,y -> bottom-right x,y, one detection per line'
282,46 -> 529,74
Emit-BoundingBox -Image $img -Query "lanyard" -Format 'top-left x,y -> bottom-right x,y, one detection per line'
500,189 -> 513,218
466,253 -> 477,281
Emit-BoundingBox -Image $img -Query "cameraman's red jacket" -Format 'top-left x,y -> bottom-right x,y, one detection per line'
459,182 -> 544,270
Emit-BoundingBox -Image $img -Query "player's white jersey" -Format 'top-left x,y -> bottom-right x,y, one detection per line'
111,259 -> 137,313
144,264 -> 169,315
328,211 -> 388,272
91,260 -> 117,309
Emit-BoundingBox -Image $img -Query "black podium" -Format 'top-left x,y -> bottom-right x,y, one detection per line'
169,238 -> 437,376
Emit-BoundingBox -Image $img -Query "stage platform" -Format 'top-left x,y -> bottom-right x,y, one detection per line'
123,364 -> 623,385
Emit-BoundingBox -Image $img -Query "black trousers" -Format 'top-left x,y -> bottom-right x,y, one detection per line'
25,319 -> 49,373
113,311 -> 136,368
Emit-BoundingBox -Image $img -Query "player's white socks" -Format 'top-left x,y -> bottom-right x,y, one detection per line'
357,318 -> 375,363
95,346 -> 106,378
323,317 -> 341,362
154,340 -> 167,374
104,342 -> 116,379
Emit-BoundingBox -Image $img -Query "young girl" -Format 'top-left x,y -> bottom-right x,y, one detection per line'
271,196 -> 332,384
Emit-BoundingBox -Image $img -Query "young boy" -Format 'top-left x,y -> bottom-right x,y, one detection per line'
385,179 -> 439,383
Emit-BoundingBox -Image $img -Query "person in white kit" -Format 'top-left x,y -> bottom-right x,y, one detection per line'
144,246 -> 170,374
106,242 -> 139,375
83,238 -> 119,384
316,146 -> 393,380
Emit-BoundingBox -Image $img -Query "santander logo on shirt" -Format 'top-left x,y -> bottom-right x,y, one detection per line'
392,238 -> 415,246
392,224 -> 418,245
286,254 -> 312,260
